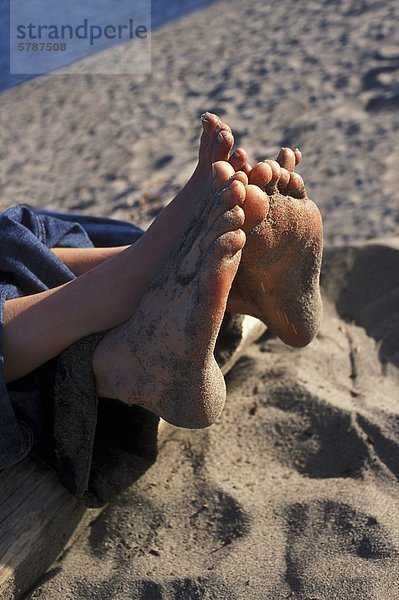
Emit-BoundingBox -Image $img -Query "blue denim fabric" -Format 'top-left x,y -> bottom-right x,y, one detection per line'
0,204 -> 144,469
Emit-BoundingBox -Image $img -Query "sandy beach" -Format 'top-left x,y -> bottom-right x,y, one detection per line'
1,0 -> 399,597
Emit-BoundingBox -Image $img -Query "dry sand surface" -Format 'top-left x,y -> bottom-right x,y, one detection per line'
1,0 -> 399,598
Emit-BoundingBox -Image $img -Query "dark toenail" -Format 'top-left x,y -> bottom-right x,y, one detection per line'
201,113 -> 213,134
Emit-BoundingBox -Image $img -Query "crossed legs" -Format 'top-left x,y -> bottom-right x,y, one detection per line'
3,114 -> 323,429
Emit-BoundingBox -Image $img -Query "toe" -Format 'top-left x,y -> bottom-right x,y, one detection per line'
213,228 -> 246,260
205,197 -> 246,263
277,167 -> 290,194
200,111 -> 220,135
212,161 -> 236,188
229,147 -> 248,172
231,170 -> 248,186
241,162 -> 252,176
218,204 -> 246,235
211,126 -> 234,163
207,178 -> 246,232
263,160 -> 281,193
210,171 -> 248,225
199,112 -> 221,165
294,148 -> 302,166
276,147 -> 297,172
217,169 -> 248,192
242,184 -> 269,233
248,162 -> 273,189
217,179 -> 246,212
286,172 -> 306,199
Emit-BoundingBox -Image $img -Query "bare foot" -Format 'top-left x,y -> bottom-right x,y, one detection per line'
93,166 -> 260,428
144,112 -> 249,249
84,114 -> 249,329
228,149 -> 323,347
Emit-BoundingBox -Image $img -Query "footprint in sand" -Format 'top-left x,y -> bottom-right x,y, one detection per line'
255,373 -> 370,479
284,500 -> 399,599
361,56 -> 399,113
133,574 -> 236,599
63,574 -> 236,599
188,487 -> 251,549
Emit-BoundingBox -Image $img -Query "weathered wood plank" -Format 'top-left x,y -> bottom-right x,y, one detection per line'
219,315 -> 266,376
0,458 -> 88,600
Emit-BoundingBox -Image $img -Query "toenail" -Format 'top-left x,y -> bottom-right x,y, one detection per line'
201,113 -> 213,134
201,112 -> 219,124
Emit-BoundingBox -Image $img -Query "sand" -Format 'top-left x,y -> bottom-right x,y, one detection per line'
1,0 -> 399,597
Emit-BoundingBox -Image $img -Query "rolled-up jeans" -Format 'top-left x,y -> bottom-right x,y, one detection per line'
0,204 -> 243,500
0,204 -> 144,482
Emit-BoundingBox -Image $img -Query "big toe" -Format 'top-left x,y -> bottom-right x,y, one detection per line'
200,111 -> 220,135
199,112 -> 236,166
198,112 -> 221,165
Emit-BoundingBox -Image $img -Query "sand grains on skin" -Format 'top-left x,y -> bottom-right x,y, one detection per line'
93,168 -> 249,428
230,151 -> 323,348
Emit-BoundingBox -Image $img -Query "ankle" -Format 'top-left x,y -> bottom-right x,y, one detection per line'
92,329 -> 143,405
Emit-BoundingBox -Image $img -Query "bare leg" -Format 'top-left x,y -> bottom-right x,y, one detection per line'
51,246 -> 128,276
3,160 -> 255,383
3,112 -> 247,384
3,244 -> 149,383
